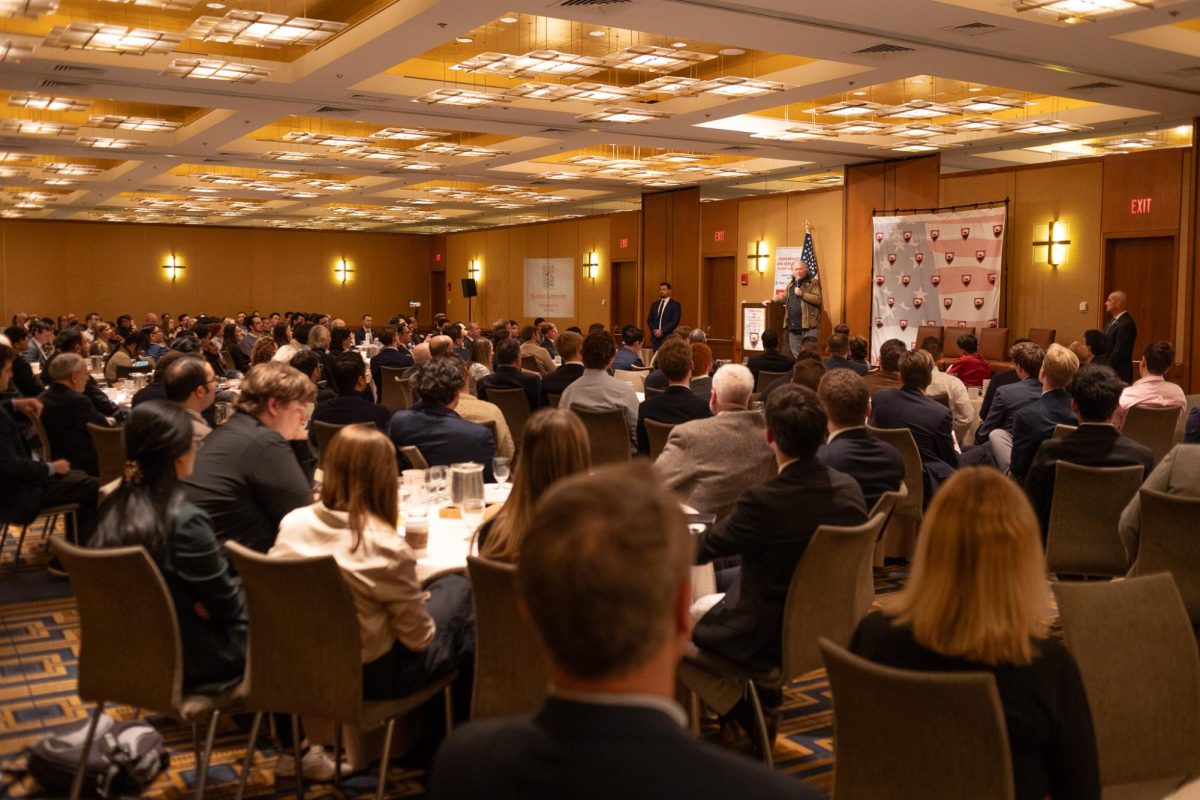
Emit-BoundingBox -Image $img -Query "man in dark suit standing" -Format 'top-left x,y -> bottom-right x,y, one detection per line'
1024,363 -> 1154,536
388,356 -> 495,480
869,349 -> 958,501
690,384 -> 866,741
477,338 -> 541,412
369,325 -> 414,392
1103,290 -> 1137,383
38,353 -> 112,478
746,329 -> 795,386
431,463 -> 817,800
636,338 -> 711,454
538,331 -> 584,406
817,369 -> 904,511
647,281 -> 681,349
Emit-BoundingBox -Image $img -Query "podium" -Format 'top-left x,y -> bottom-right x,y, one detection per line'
740,301 -> 788,361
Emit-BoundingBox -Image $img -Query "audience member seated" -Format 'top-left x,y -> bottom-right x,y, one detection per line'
919,337 -> 975,444
250,337 -> 277,366
431,462 -> 818,800
197,324 -> 229,380
1112,341 -> 1187,432
104,329 -> 151,383
519,325 -> 557,374
817,369 -> 904,511
221,323 -> 250,374
1007,344 -> 1080,480
946,332 -> 991,388
91,401 -> 246,693
612,326 -> 646,371
370,324 -> 414,389
429,334 -> 454,359
656,365 -> 774,521
560,331 -> 639,452
306,324 -> 336,388
864,339 -> 905,394
467,338 -> 492,395
1119,443 -> 1200,573
453,358 -> 516,459
870,349 -> 958,501
388,356 -> 496,479
1023,364 -> 1155,536
3,326 -> 43,397
477,409 -> 590,561
329,325 -> 353,355
748,329 -> 796,384
849,336 -> 871,372
538,331 -> 584,406
39,353 -> 114,479
1083,329 -> 1111,369
966,341 -> 1045,459
49,329 -> 124,419
270,322 -> 298,362
1187,406 -> 1200,443
353,313 -> 375,346
0,344 -> 99,554
1068,340 -> 1092,366
980,339 -> 1032,420
309,353 -> 391,445
477,338 -> 541,411
272,424 -> 474,741
22,320 -> 53,373
636,337 -> 711,454
538,322 -> 559,359
850,467 -> 1099,800
759,353 -> 826,404
822,332 -> 866,376
163,355 -> 217,441
289,350 -> 337,404
689,342 -> 715,401
691,384 -> 866,746
183,362 -> 315,553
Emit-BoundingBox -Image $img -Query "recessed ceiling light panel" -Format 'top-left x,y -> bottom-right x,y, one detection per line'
0,119 -> 77,135
0,0 -> 59,19
163,58 -> 272,82
88,114 -> 182,132
8,93 -> 91,112
812,100 -> 887,117
414,88 -> 509,107
576,106 -> 672,123
451,49 -> 606,77
185,11 -> 347,48
610,45 -> 716,73
44,22 -> 182,55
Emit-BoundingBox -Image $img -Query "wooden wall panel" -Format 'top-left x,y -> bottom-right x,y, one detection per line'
701,198 -> 738,257
1102,148 -> 1183,234
610,210 -> 639,260
670,187 -> 701,331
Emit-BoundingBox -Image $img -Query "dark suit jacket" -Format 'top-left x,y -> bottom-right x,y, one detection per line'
636,386 -> 711,454
10,354 -> 42,397
1186,406 -> 1200,444
309,394 -> 391,445
1009,389 -> 1078,481
647,298 -> 681,347
540,362 -> 584,406
38,383 -> 110,477
747,350 -> 795,384
976,376 -> 1042,445
182,411 -> 313,553
353,327 -> 375,345
0,399 -> 52,525
388,403 -> 496,481
693,458 -> 866,670
1023,423 -> 1154,535
1104,313 -> 1137,384
869,386 -> 958,501
818,427 -> 905,512
44,352 -> 122,418
823,355 -> 869,376
478,366 -> 541,412
430,697 -> 818,800
612,347 -> 644,371
370,347 -> 415,392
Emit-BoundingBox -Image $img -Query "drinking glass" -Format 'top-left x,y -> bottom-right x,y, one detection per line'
428,465 -> 448,504
402,471 -> 430,549
461,497 -> 485,535
492,456 -> 511,485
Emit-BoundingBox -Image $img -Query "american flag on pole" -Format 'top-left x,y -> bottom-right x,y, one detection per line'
801,229 -> 819,279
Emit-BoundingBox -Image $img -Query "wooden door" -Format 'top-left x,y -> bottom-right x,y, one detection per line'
702,256 -> 736,361
1103,236 -> 1175,373
612,260 -> 638,331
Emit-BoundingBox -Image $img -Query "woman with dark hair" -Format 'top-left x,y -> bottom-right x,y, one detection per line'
90,401 -> 246,693
221,322 -> 250,374
199,323 -> 228,379
271,322 -> 299,363
467,338 -> 492,396
329,326 -> 353,354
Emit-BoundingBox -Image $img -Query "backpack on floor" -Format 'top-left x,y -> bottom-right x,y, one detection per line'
27,712 -> 169,798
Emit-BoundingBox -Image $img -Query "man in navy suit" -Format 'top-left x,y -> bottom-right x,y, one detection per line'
817,368 -> 904,511
869,349 -> 957,502
539,331 -> 584,407
388,356 -> 495,481
1008,344 -> 1080,480
635,338 -> 710,454
431,463 -> 818,800
746,329 -> 795,386
38,353 -> 112,478
647,281 -> 681,349
477,338 -> 541,412
369,325 -> 414,393
1103,290 -> 1138,384
1024,364 -> 1153,536
352,313 -> 375,345
310,354 -> 391,446
821,332 -> 868,376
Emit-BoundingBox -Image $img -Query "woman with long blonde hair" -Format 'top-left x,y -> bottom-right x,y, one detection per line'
476,408 -> 590,563
850,467 -> 1099,800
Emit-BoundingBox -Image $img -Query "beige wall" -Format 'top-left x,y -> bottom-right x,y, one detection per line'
0,220 -> 432,324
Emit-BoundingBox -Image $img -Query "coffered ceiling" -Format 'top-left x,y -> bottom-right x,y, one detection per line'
2,0 -> 1200,232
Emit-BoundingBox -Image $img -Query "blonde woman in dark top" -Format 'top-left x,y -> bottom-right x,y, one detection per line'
850,467 -> 1099,800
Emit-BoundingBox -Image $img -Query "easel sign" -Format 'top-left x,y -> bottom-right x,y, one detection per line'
743,305 -> 766,352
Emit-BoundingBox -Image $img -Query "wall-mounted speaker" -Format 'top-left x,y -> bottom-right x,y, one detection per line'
461,278 -> 478,298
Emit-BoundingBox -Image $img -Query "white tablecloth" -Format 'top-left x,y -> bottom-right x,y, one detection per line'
409,482 -> 511,581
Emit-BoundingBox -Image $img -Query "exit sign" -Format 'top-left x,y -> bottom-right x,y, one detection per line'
619,238 -> 629,249
714,230 -> 726,242
1130,197 -> 1153,215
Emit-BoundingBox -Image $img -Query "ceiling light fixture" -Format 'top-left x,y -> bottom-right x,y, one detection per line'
88,114 -> 182,132
452,49 -> 607,77
98,0 -> 194,9
0,152 -> 34,163
262,150 -> 318,161
499,16 -> 518,23
576,106 -> 672,123
414,142 -> 509,157
0,39 -> 34,61
885,122 -> 955,138
886,141 -> 947,152
455,36 -> 474,43
185,10 -> 348,48
1099,137 -> 1157,150
751,123 -> 833,141
284,131 -> 370,147
812,100 -> 886,117
951,95 -> 1024,113
718,48 -> 745,56
8,93 -> 90,112
372,127 -> 447,140
77,137 -> 145,149
1016,0 -> 1144,21
0,0 -> 58,18
0,119 -> 77,135
42,162 -> 102,176
1010,119 -> 1092,134
610,44 -> 716,73
828,120 -> 889,135
414,88 -> 509,107
162,58 -> 272,83
882,100 -> 959,119
505,81 -> 635,103
947,116 -> 1017,131
43,22 -> 182,54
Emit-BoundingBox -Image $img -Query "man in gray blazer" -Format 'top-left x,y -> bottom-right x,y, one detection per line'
1118,443 -> 1200,574
654,364 -> 775,521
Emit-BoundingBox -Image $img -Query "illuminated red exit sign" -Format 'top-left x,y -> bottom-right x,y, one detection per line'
714,230 -> 725,242
619,238 -> 629,249
1130,198 -> 1153,215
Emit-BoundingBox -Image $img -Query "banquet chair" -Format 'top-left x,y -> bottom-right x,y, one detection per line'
520,355 -> 541,374
87,422 -> 125,486
1132,488 -> 1200,624
1053,423 -> 1077,439
866,427 -> 924,559
643,418 -> 676,460
941,327 -> 974,361
614,369 -> 647,393
1046,462 -> 1145,578
755,370 -> 788,394
1123,405 -> 1183,464
547,392 -> 561,408
483,387 -> 532,444
979,327 -> 1010,373
52,539 -> 244,800
643,385 -> 665,399
400,445 -> 429,471
678,513 -> 885,767
312,421 -> 368,469
466,557 -> 547,720
1027,327 -> 1057,351
481,419 -> 498,451
915,325 -> 945,355
863,483 -> 908,615
820,640 -> 1013,800
226,543 -> 456,800
379,367 -> 411,415
570,407 -> 631,465
1054,574 -> 1200,798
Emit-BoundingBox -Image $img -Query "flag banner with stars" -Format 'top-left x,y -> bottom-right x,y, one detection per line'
772,230 -> 820,296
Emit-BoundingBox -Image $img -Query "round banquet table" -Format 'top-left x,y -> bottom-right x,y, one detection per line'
408,481 -> 512,582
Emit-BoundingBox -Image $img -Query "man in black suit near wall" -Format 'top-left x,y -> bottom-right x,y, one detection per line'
368,325 -> 414,394
746,329 -> 795,387
1023,363 -> 1153,536
538,330 -> 584,407
817,368 -> 904,511
38,353 -> 112,478
647,281 -> 682,349
431,462 -> 818,800
1103,290 -> 1138,383
636,337 -> 711,454
477,338 -> 541,412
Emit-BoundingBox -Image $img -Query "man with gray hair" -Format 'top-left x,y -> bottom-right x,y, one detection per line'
37,353 -> 112,477
654,364 -> 776,520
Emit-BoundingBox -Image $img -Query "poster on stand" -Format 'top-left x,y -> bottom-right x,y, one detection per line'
742,306 -> 767,351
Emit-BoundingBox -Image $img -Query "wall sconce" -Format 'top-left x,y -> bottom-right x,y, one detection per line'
468,258 -> 481,280
162,253 -> 185,283
748,239 -> 769,274
1033,220 -> 1070,268
582,250 -> 599,281
334,257 -> 354,285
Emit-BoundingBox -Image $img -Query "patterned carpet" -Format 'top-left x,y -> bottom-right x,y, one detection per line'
0,521 -> 913,798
